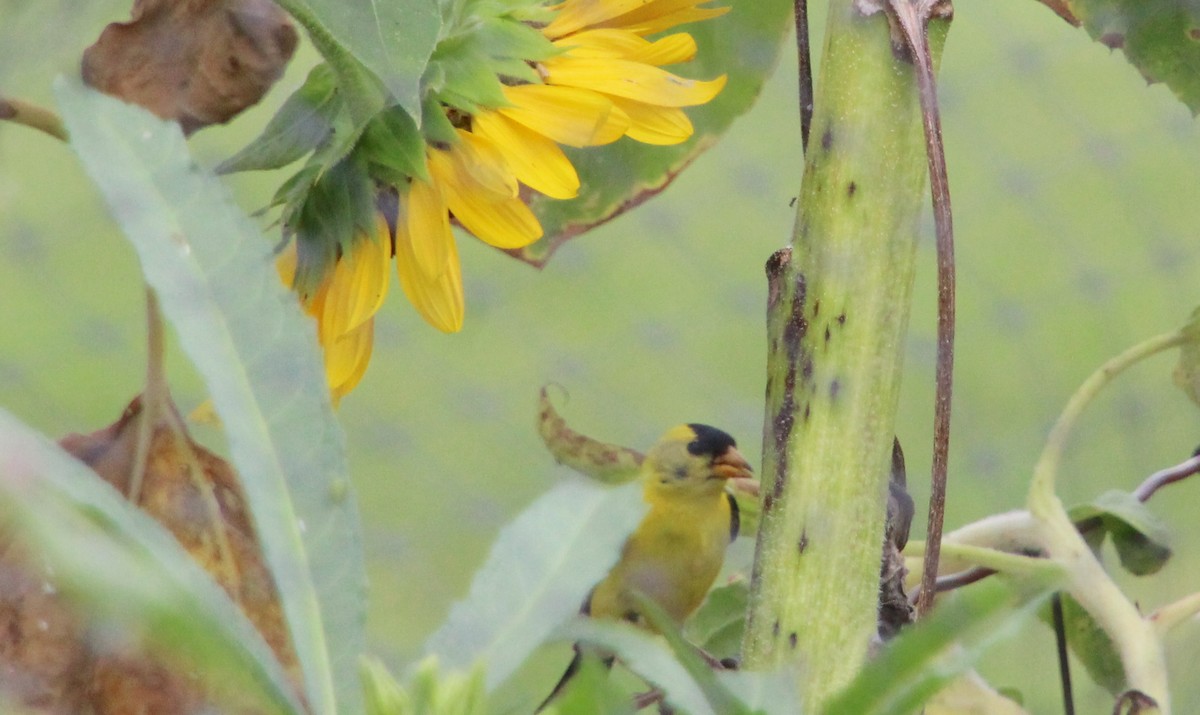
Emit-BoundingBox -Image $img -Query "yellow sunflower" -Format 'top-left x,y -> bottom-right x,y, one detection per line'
287,0 -> 728,401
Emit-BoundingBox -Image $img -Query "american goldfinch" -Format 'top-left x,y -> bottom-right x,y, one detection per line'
539,423 -> 753,709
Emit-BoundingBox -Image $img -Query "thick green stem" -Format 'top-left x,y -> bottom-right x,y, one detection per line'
741,1 -> 948,708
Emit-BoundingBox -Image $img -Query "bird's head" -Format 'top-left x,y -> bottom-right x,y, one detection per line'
643,424 -> 754,501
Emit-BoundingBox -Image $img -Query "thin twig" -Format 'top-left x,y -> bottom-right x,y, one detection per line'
794,0 -> 813,152
129,287 -> 168,504
1052,593 -> 1076,715
0,97 -> 68,142
1134,453 -> 1200,503
885,0 -> 956,619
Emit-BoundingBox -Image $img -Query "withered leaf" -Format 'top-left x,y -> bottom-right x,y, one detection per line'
81,0 -> 298,134
1,395 -> 300,714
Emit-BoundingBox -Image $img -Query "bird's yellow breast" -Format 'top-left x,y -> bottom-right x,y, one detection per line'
587,491 -> 732,628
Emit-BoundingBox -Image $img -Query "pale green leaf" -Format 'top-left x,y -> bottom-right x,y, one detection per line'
55,80 -> 367,715
423,479 -> 646,691
826,578 -> 1060,715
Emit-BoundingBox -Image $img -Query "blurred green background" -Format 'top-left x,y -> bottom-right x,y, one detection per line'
3,0 -> 1199,711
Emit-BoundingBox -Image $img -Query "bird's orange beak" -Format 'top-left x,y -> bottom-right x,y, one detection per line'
712,447 -> 753,480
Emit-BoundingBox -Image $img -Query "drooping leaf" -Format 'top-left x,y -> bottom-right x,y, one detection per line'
826,578 -> 1060,715
537,386 -> 644,485
511,0 -> 793,266
272,0 -> 440,123
423,478 -> 646,691
56,80 -> 367,715
683,581 -> 749,662
1057,0 -> 1200,114
1036,593 -> 1125,695
82,0 -> 298,135
717,667 -> 799,715
1173,306 -> 1200,406
1069,490 -> 1172,576
219,64 -> 341,174
631,592 -> 754,715
556,619 -> 717,715
548,651 -> 636,715
0,409 -> 305,715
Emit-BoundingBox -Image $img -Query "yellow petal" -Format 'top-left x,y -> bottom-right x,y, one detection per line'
321,217 -> 391,340
609,96 -> 693,145
542,0 -> 646,39
324,318 -> 374,404
499,83 -> 629,147
407,177 -> 452,277
543,56 -> 726,107
472,111 -> 580,199
554,29 -> 697,66
455,129 -> 519,198
430,148 -> 543,249
605,5 -> 730,36
396,191 -> 464,333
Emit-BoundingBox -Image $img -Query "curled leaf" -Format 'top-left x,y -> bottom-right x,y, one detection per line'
81,0 -> 298,134
537,386 -> 643,484
1069,491 -> 1172,576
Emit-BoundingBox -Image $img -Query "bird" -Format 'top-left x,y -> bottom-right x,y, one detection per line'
537,423 -> 753,711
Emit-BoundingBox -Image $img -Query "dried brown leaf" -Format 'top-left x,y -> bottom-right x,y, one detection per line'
81,0 -> 297,134
1,395 -> 299,714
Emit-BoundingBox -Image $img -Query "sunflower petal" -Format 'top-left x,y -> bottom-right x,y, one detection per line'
396,191 -> 464,333
455,129 -> 519,198
543,56 -> 726,107
499,83 -> 629,147
407,178 -> 453,277
609,96 -> 693,145
321,218 -> 391,340
542,0 -> 645,39
324,319 -> 374,405
554,29 -> 697,66
606,5 -> 730,36
430,148 -> 543,249
472,111 -> 580,199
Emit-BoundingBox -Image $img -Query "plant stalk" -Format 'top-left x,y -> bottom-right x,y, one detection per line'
741,1 -> 949,707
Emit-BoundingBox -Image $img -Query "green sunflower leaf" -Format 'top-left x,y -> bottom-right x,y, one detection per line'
513,0 -> 793,266
56,80 -> 367,715
1056,0 -> 1200,114
683,581 -> 749,662
1069,490 -> 1172,576
219,64 -> 340,174
272,0 -> 441,123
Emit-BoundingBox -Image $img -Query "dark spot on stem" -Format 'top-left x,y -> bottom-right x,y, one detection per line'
830,379 -> 841,401
801,356 -> 813,380
788,632 -> 799,650
789,195 -> 797,207
837,313 -> 846,325
813,299 -> 820,317
798,530 -> 808,553
847,181 -> 857,197
824,326 -> 831,343
1190,28 -> 1200,41
772,620 -> 781,638
821,128 -> 833,151
803,403 -> 811,422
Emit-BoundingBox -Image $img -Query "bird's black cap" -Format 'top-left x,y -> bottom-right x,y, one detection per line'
685,424 -> 737,457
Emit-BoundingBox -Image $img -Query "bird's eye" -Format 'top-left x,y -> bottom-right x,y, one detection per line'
673,465 -> 688,480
